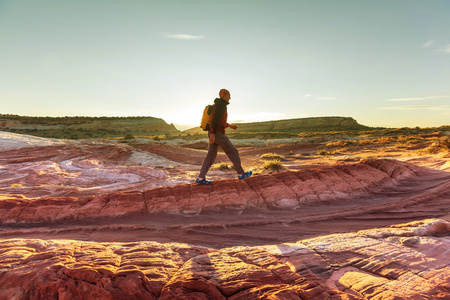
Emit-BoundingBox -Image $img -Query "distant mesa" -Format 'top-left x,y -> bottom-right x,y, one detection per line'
0,114 -> 179,139
184,116 -> 370,134
0,114 -> 371,139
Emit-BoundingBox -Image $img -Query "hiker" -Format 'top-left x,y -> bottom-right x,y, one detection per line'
196,89 -> 252,184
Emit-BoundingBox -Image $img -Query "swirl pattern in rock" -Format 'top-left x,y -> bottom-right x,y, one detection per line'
0,219 -> 449,299
1,159 -> 439,224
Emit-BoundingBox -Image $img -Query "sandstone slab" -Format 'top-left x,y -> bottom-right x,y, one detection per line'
0,219 -> 448,299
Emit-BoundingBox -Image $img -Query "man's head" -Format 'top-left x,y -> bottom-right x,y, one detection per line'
219,89 -> 231,102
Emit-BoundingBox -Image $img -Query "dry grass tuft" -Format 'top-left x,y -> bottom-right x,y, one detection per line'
262,159 -> 287,171
286,151 -> 304,159
418,136 -> 450,155
260,153 -> 285,160
317,150 -> 332,156
326,136 -> 430,149
211,162 -> 235,170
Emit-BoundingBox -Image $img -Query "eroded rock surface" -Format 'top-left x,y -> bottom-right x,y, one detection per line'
0,143 -> 182,199
2,156 -> 450,227
0,219 -> 449,299
1,133 -> 449,299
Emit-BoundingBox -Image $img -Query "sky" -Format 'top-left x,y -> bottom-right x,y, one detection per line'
0,0 -> 449,130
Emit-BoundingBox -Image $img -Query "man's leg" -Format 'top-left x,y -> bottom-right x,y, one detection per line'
214,132 -> 245,175
198,135 -> 219,179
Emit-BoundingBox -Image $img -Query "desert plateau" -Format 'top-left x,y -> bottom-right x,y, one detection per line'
0,116 -> 449,299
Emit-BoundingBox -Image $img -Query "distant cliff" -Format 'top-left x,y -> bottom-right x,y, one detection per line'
0,115 -> 179,139
235,117 -> 369,132
185,116 -> 370,134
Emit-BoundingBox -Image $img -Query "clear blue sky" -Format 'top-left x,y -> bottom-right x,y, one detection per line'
1,0 -> 449,130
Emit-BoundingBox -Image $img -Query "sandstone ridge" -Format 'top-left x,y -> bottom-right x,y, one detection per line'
1,159 -> 448,224
0,218 -> 449,299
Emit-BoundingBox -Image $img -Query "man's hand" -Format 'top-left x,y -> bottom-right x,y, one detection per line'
209,133 -> 216,144
229,125 -> 237,130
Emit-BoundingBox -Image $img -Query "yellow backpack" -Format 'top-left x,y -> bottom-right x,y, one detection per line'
200,104 -> 215,131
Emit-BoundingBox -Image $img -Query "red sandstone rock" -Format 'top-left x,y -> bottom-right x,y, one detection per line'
1,133 -> 448,299
98,191 -> 145,218
1,159 -> 439,224
0,144 -> 169,200
144,187 -> 179,214
0,219 -> 448,299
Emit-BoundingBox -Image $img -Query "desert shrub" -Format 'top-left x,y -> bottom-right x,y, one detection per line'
417,137 -> 450,155
399,136 -> 426,145
285,151 -> 304,158
442,137 -> 450,151
327,137 -> 403,148
229,132 -> 298,139
262,159 -> 286,171
211,162 -> 234,170
181,133 -> 206,140
418,146 -> 438,155
374,137 -> 393,144
326,140 -> 355,147
317,150 -> 331,156
260,153 -> 284,160
432,137 -> 450,152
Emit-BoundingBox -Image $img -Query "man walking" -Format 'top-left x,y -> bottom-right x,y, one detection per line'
196,89 -> 252,184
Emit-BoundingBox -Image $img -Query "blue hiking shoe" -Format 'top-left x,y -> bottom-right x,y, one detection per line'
238,171 -> 252,180
196,178 -> 212,185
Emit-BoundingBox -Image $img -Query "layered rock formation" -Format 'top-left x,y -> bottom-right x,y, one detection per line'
0,218 -> 449,299
1,158 -> 444,224
0,144 -> 176,199
1,133 -> 449,299
185,116 -> 370,134
0,114 -> 179,138
235,117 -> 369,133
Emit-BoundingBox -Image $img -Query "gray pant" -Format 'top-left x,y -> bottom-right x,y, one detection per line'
198,131 -> 245,178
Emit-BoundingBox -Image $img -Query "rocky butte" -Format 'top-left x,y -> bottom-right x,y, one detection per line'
0,114 -> 179,139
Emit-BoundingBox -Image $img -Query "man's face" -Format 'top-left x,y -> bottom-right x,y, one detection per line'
223,94 -> 231,102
